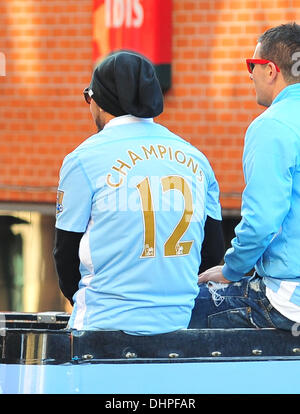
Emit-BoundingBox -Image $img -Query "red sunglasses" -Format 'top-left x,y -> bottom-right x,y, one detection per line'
246,58 -> 280,74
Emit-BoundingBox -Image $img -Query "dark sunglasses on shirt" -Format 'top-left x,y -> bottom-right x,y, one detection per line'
83,87 -> 94,104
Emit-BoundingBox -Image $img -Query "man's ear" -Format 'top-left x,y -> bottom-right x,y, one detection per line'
266,62 -> 279,84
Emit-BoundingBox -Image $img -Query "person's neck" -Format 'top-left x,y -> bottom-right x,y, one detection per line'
271,79 -> 289,103
103,112 -> 116,126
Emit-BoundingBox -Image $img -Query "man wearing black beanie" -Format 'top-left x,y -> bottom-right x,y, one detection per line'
53,51 -> 224,335
89,51 -> 164,120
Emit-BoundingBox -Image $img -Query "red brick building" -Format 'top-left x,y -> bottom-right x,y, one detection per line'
0,0 -> 300,311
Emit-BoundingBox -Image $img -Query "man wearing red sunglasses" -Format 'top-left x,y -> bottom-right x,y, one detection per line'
245,49 -> 284,108
189,23 -> 300,331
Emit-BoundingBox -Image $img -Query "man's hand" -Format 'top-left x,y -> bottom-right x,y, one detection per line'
198,265 -> 231,285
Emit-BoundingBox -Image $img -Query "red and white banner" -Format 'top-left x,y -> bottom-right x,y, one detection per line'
93,0 -> 172,91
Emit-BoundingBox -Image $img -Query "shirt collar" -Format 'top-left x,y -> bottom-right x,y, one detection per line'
103,114 -> 154,130
272,83 -> 300,105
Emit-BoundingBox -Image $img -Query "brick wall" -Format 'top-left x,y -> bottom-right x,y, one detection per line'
0,0 -> 300,209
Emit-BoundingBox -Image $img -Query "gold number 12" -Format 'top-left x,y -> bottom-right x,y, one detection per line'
136,176 -> 194,258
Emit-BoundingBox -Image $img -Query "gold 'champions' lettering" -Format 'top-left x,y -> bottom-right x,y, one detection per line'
106,144 -> 203,188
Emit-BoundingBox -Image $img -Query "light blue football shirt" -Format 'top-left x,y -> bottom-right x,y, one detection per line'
56,116 -> 221,334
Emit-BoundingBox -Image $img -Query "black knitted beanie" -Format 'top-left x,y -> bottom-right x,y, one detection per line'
89,51 -> 164,118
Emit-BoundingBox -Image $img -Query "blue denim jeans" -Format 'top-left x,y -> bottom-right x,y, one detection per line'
188,274 -> 296,330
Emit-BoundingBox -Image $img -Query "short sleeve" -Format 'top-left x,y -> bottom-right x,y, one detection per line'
55,153 -> 93,233
205,169 -> 222,221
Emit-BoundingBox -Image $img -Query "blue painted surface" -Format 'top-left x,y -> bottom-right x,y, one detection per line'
1,360 -> 300,394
